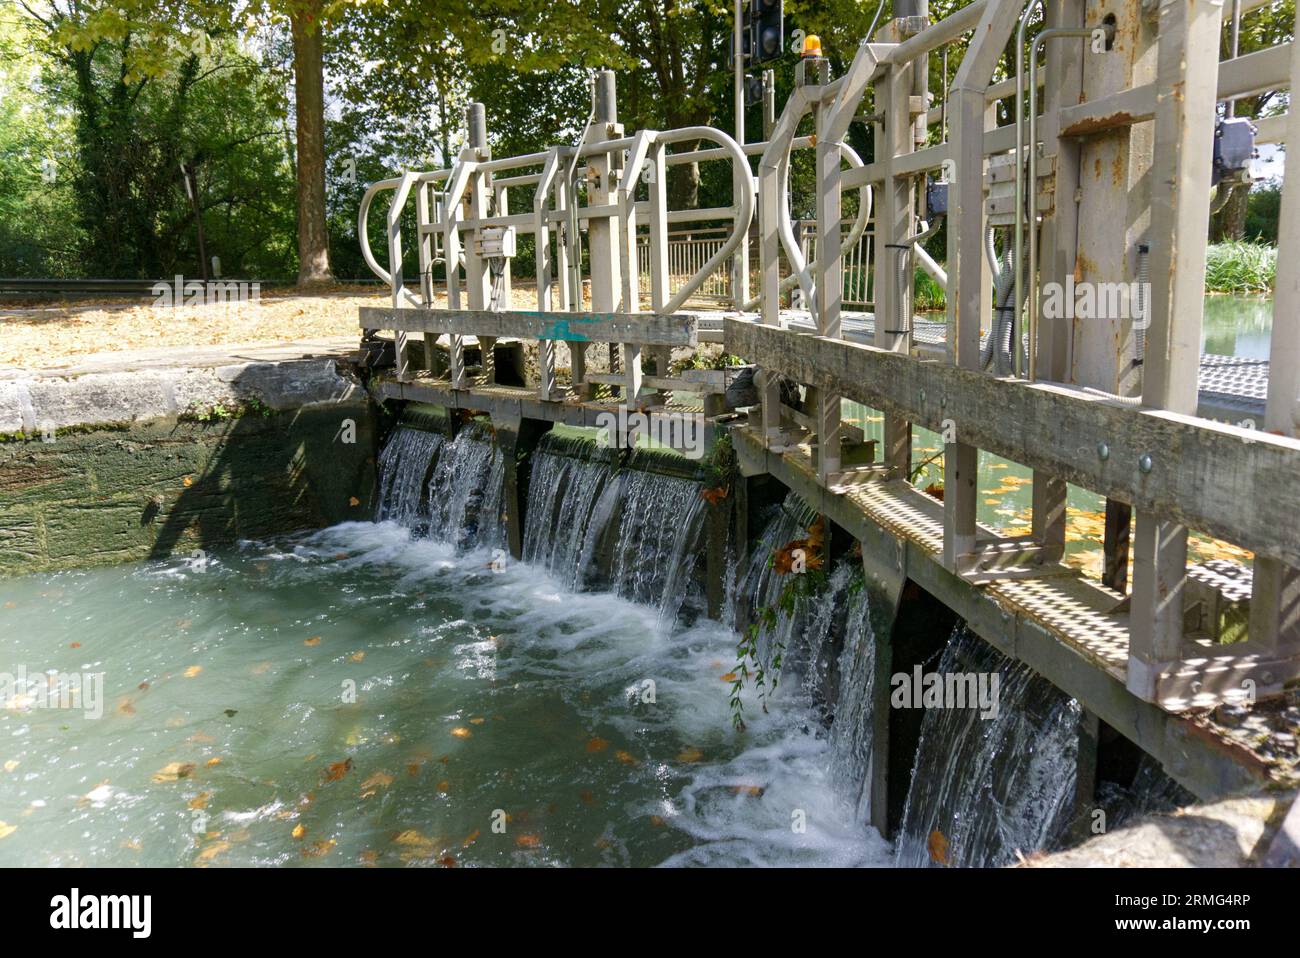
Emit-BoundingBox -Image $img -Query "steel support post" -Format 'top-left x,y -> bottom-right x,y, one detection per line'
1129,0 -> 1223,700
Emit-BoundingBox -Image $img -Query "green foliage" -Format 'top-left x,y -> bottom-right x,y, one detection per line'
1245,182 -> 1282,245
730,561 -> 829,730
1204,241 -> 1277,294
701,431 -> 735,490
914,269 -> 945,312
3,3 -> 297,279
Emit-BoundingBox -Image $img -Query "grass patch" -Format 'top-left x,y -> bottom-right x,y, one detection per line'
1204,241 -> 1276,294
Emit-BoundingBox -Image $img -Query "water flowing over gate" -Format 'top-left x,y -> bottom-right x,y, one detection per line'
355,0 -> 1300,835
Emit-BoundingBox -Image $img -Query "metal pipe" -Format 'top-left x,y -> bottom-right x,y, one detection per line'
1014,0 -> 1044,379
1227,0 -> 1243,118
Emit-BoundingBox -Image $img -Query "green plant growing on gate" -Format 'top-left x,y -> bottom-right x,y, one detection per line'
701,432 -> 735,496
669,352 -> 745,376
729,517 -> 826,731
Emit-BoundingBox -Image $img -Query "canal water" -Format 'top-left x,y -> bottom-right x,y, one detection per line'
0,463 -> 889,867
7,295 -> 1259,867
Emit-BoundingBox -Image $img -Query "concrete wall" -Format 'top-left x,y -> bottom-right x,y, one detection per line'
0,348 -> 379,576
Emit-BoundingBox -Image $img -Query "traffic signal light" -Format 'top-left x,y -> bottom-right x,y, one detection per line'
751,0 -> 783,65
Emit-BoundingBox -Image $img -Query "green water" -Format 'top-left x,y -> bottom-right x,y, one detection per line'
1202,294 -> 1272,360
0,522 -> 886,867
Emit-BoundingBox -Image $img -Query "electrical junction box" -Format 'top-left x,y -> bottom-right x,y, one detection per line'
1213,117 -> 1257,186
926,179 -> 949,218
475,226 -> 517,259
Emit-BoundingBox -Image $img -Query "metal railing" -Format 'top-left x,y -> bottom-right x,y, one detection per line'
354,0 -> 1300,713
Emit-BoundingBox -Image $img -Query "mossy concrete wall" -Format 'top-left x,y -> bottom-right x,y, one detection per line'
0,348 -> 379,576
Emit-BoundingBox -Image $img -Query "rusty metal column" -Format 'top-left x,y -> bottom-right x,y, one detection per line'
941,0 -> 1021,572
587,71 -> 625,397
874,14 -> 915,483
814,68 -> 843,482
465,104 -> 497,384
1128,0 -> 1223,702
1029,0 -> 1091,566
1249,9 -> 1300,654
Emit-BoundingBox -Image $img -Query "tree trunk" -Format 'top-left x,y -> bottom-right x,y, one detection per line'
290,7 -> 335,287
1211,182 -> 1250,242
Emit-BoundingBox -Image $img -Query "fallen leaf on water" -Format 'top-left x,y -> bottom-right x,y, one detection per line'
349,496 -> 360,507
188,792 -> 211,810
358,850 -> 379,866
731,785 -> 764,797
349,651 -> 365,662
188,731 -> 215,744
183,665 -> 202,678
183,476 -> 194,488
649,815 -> 666,827
196,841 -> 229,863
406,763 -> 422,777
0,822 -> 16,840
152,762 -> 196,782
928,829 -> 951,866
69,642 -> 81,649
303,839 -> 335,858
3,760 -> 18,773
615,750 -> 639,766
579,790 -> 594,805
468,717 -> 485,725
393,830 -> 433,848
304,636 -> 321,647
206,757 -> 222,767
251,662 -> 272,675
292,824 -> 306,839
586,737 -> 609,753
436,780 -> 450,794
719,671 -> 737,682
439,855 -> 458,867
462,829 -> 480,847
676,747 -> 703,763
450,727 -> 472,739
360,771 -> 394,795
116,698 -> 135,716
323,758 -> 353,782
515,834 -> 541,848
121,839 -> 142,851
137,681 -> 150,691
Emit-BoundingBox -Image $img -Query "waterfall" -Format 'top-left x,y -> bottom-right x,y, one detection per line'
521,433 -> 707,620
374,425 -> 1099,867
521,435 -> 617,589
894,626 -> 1083,868
828,583 -> 876,826
376,426 -> 442,530
425,427 -> 505,550
736,499 -> 806,672
374,424 -> 503,550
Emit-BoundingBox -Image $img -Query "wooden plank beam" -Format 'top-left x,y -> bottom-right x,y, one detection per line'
724,317 -> 1300,568
360,306 -> 697,346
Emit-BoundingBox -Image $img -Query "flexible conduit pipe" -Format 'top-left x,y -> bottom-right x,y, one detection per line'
741,143 -> 872,312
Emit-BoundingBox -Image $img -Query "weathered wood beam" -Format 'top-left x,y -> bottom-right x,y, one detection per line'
724,318 -> 1300,568
360,307 -> 697,346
